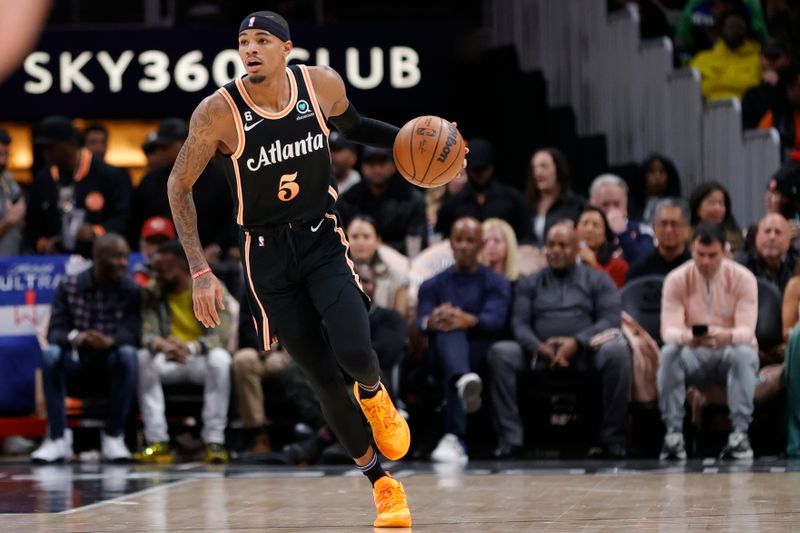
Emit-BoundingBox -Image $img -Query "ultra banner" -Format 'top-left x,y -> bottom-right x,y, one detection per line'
0,24 -> 451,120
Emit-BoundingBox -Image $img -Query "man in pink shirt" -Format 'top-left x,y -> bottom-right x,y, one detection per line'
658,222 -> 759,461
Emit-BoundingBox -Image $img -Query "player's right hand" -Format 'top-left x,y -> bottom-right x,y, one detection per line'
192,272 -> 225,328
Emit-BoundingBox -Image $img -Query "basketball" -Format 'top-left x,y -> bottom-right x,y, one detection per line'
393,115 -> 465,188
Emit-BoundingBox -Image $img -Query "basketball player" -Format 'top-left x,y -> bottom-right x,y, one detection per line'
168,11 -> 418,528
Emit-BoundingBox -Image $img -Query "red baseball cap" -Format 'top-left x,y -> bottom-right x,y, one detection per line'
141,216 -> 176,240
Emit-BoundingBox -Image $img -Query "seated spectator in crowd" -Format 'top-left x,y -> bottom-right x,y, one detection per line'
630,154 -> 682,224
524,147 -> 586,245
480,218 -> 520,284
137,240 -> 232,464
690,7 -> 762,101
31,234 -> 140,463
132,216 -> 176,288
0,127 -> 25,256
83,123 -> 109,163
338,146 -> 426,255
626,199 -> 692,283
416,217 -> 511,463
658,222 -> 759,460
488,223 -> 631,459
735,213 -> 797,292
576,207 -> 629,288
347,215 -> 409,317
689,181 -> 744,252
589,174 -> 654,264
675,0 -> 767,61
131,118 -> 237,265
758,62 -> 800,161
435,138 -> 532,242
355,261 -> 409,389
742,38 -> 793,129
766,162 -> 800,225
329,131 -> 361,195
26,115 -> 132,257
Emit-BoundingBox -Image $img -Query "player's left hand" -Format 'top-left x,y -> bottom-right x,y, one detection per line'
193,272 -> 225,328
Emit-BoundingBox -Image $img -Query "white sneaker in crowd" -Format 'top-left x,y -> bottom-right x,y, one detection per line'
430,433 -> 468,464
455,372 -> 483,414
31,428 -> 73,463
101,432 -> 132,462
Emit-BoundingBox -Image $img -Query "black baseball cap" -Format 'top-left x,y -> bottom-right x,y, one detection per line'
466,138 -> 494,169
329,131 -> 356,152
33,115 -> 78,145
361,146 -> 392,161
144,118 -> 189,148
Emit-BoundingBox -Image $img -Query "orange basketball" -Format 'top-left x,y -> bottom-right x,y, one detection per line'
393,115 -> 465,188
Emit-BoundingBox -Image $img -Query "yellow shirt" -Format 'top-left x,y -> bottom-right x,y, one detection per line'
690,39 -> 761,101
167,289 -> 203,342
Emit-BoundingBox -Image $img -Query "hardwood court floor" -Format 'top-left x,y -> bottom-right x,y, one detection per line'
3,462 -> 800,532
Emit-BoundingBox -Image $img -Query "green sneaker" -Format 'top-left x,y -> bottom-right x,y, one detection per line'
203,443 -> 229,464
134,442 -> 174,464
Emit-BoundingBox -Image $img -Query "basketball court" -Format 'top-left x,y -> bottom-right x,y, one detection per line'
2,459 -> 799,531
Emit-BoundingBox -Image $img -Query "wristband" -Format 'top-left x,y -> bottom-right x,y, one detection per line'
192,267 -> 212,280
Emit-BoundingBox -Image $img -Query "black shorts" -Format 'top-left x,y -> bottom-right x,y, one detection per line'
239,211 -> 366,350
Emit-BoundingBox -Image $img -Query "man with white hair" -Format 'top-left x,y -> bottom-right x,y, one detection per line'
589,174 -> 654,264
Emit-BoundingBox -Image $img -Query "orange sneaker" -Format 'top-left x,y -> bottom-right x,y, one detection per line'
373,474 -> 412,528
354,382 -> 410,461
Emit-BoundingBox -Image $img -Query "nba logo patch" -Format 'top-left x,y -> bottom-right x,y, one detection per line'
258,236 -> 265,247
249,16 -> 256,27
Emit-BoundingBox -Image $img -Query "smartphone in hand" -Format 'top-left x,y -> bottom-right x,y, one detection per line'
692,324 -> 708,337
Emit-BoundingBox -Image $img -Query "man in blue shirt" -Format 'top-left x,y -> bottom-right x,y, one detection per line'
416,217 -> 511,463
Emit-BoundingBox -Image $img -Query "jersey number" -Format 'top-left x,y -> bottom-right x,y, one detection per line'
278,172 -> 300,202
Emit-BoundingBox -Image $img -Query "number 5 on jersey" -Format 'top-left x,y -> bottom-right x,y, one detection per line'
278,172 -> 300,202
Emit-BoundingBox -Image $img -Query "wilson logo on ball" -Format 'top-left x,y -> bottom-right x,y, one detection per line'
436,124 -> 458,163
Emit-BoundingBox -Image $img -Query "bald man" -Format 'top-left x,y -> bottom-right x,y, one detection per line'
32,233 -> 141,463
736,212 -> 797,293
416,217 -> 512,463
488,223 -> 631,459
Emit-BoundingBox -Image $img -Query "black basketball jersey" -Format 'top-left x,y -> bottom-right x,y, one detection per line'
218,64 -> 336,228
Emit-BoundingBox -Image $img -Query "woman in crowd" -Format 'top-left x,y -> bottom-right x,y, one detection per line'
480,218 -> 520,284
576,206 -> 629,288
346,215 -> 409,317
524,147 -> 586,246
630,154 -> 682,223
689,181 -> 745,252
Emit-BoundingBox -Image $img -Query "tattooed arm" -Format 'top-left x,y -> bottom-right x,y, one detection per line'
167,93 -> 229,328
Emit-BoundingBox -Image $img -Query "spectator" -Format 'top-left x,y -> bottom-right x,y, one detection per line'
142,131 -> 168,171
488,223 -> 631,459
524,147 -> 586,246
329,131 -> 361,195
690,7 -> 762,101
355,261 -> 409,389
689,181 -> 744,252
136,240 -> 232,464
83,123 -> 109,162
576,206 -> 629,288
736,213 -> 796,292
426,167 -> 467,239
347,215 -> 409,317
435,138 -> 532,242
26,115 -> 132,257
0,127 -> 25,256
31,234 -> 140,463
626,198 -> 692,283
758,62 -> 800,161
742,38 -> 793,129
416,217 -> 511,463
630,155 -> 682,224
658,222 -> 759,460
765,162 -> 800,249
132,216 -> 176,288
676,0 -> 767,62
131,118 -> 237,263
589,174 -> 654,264
338,146 -> 427,256
480,218 -> 520,283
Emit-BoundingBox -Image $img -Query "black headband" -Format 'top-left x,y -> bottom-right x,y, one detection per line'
239,14 -> 290,42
